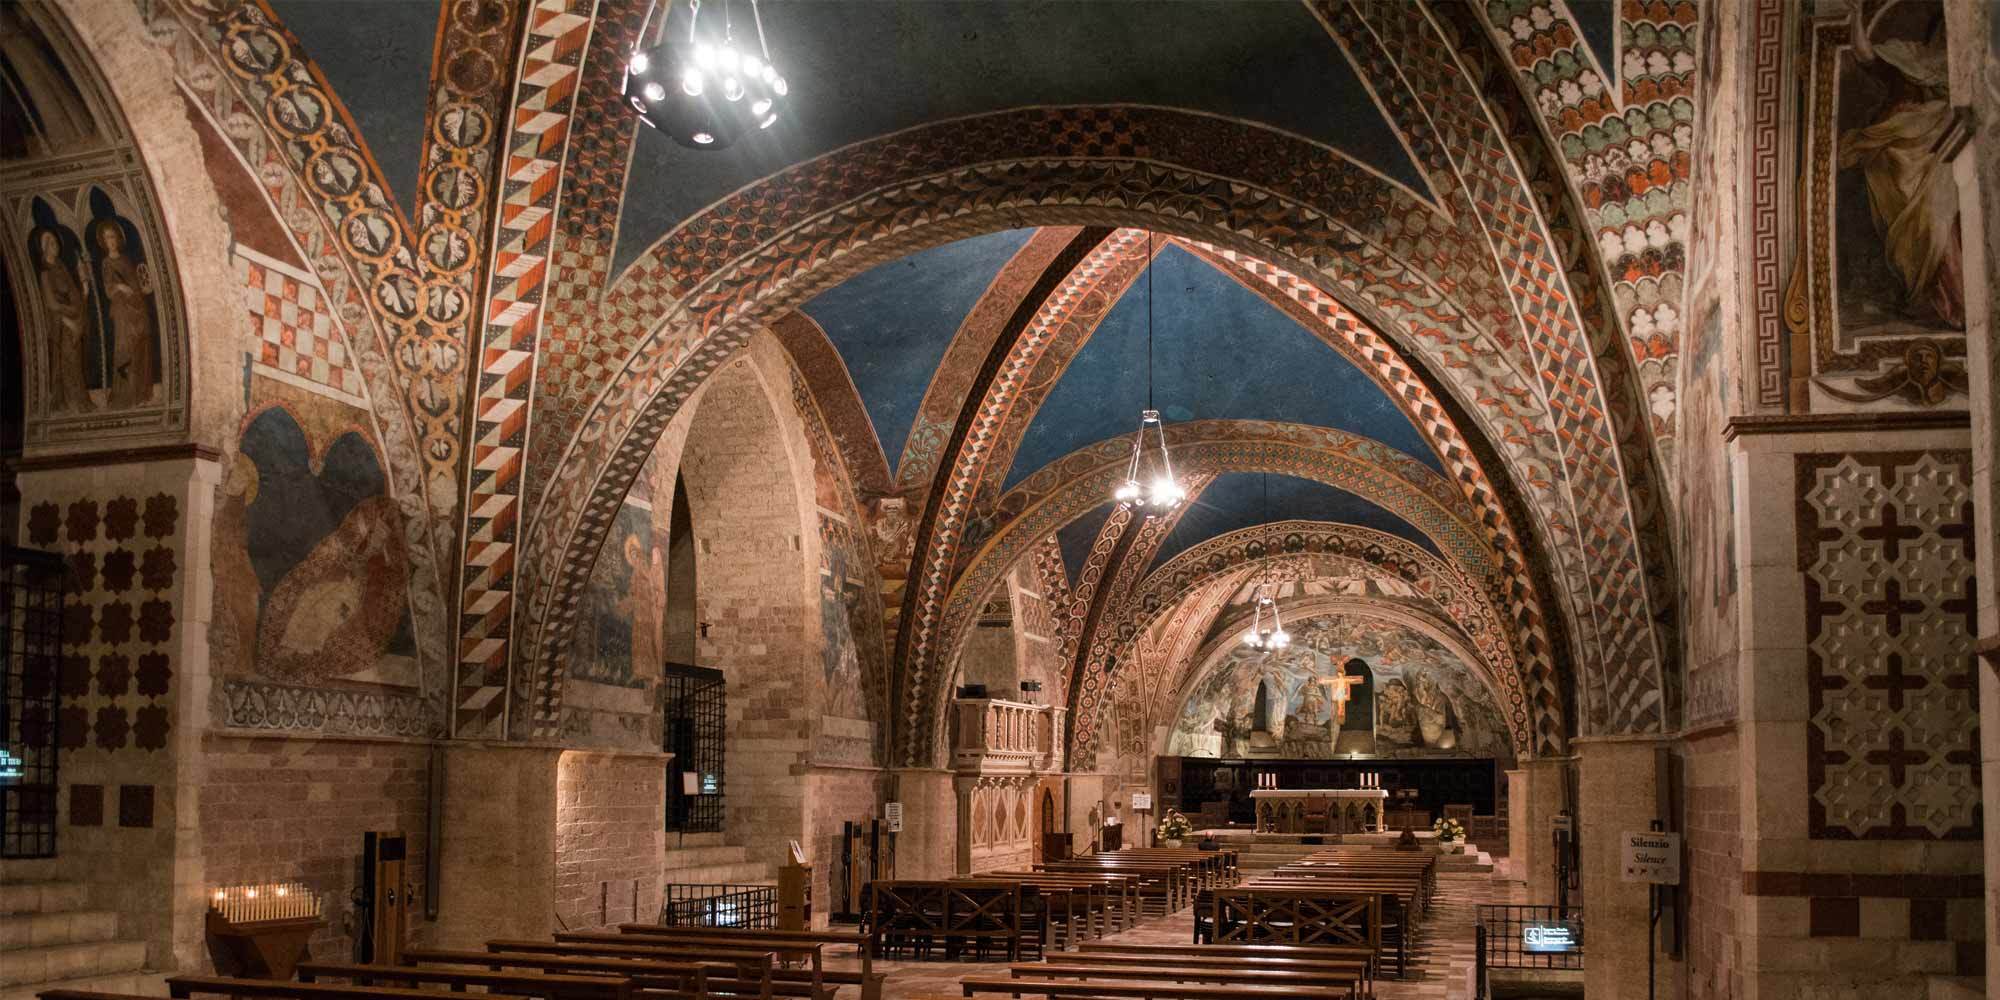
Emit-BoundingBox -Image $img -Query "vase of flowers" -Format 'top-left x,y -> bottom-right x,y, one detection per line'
1432,816 -> 1466,853
1158,809 -> 1193,848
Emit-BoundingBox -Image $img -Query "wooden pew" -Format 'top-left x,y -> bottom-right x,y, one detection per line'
400,948 -> 707,995
488,937 -> 778,1000
1069,941 -> 1375,994
1008,962 -> 1361,999
866,880 -> 1025,962
167,978 -> 528,1000
611,923 -> 884,1000
959,974 -> 1356,1000
987,870 -> 1137,934
296,961 -> 631,1000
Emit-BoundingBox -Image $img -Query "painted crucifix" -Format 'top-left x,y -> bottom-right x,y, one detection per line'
1322,660 -> 1366,727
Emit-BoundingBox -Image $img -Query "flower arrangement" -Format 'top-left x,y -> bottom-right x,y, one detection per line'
1432,817 -> 1466,844
1158,809 -> 1193,841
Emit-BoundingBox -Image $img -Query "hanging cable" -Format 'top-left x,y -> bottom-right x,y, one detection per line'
1145,230 -> 1154,410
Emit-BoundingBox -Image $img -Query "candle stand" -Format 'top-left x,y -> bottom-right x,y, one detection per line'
204,910 -> 323,979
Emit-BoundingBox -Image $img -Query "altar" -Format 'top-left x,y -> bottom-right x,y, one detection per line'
1250,788 -> 1389,834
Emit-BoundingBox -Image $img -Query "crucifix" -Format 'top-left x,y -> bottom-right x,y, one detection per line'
1322,664 -> 1366,726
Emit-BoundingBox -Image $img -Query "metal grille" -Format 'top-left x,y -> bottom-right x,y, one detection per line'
658,882 -> 776,928
664,662 -> 725,833
2,547 -> 65,858
1475,904 -> 1583,997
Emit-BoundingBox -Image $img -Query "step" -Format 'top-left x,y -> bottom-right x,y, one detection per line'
0,969 -> 164,1000
0,882 -> 88,917
0,939 -> 147,988
0,909 -> 119,950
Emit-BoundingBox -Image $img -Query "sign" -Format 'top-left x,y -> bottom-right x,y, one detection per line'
1521,920 -> 1581,954
1620,830 -> 1682,884
883,801 -> 903,833
0,749 -> 21,783
1130,793 -> 1152,811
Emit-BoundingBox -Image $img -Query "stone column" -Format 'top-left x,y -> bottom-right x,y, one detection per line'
1514,756 -> 1570,905
888,768 -> 958,878
432,743 -> 560,946
1574,736 -> 1677,1000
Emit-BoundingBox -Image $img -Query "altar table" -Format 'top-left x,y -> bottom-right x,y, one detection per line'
1249,788 -> 1389,833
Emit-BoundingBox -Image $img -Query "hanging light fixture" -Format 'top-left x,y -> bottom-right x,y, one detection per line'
1242,474 -> 1289,650
622,0 -> 791,149
1243,589 -> 1290,651
1112,231 -> 1185,516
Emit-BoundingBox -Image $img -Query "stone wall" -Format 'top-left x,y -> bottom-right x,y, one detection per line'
1681,728 -> 1742,999
554,750 -> 668,931
195,732 -> 432,961
803,766 -> 887,919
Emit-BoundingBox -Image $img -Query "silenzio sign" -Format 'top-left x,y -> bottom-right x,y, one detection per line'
1620,830 -> 1683,884
1521,920 -> 1581,954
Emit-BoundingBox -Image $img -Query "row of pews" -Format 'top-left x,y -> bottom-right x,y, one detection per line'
947,845 -> 1434,1000
865,848 -> 1238,962
41,924 -> 886,1000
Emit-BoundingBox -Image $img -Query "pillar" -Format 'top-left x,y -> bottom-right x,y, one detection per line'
432,744 -> 560,946
1575,736 -> 1678,1000
1514,756 -> 1570,905
889,768 -> 958,878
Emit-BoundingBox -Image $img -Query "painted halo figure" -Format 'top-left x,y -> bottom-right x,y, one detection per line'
88,218 -> 159,407
30,226 -> 93,413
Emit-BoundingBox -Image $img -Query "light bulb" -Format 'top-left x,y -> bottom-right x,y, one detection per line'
752,98 -> 772,116
1272,630 -> 1290,648
643,82 -> 666,102
695,44 -> 716,67
246,888 -> 258,898
1115,481 -> 1141,503
692,132 -> 715,145
761,64 -> 778,83
716,46 -> 738,73
723,76 -> 744,101
742,54 -> 762,77
759,113 -> 778,129
628,52 -> 651,74
681,67 -> 704,96
772,76 -> 788,96
275,886 -> 288,896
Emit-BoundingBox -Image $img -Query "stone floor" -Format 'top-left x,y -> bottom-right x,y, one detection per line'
837,861 -> 1528,1000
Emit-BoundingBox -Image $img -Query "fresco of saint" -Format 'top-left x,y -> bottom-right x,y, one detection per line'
28,224 -> 93,413
88,216 -> 159,407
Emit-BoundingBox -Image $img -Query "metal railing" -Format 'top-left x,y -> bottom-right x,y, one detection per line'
658,882 -> 777,928
1475,904 -> 1583,999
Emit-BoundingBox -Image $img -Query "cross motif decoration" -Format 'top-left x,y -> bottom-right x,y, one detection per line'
1322,665 -> 1366,726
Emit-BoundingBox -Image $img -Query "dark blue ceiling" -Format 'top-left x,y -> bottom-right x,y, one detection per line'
1003,243 -> 1441,490
800,229 -> 1034,475
1570,0 -> 1619,74
1150,473 -> 1439,572
612,0 -> 1427,274
1056,502 -> 1116,585
269,0 -> 439,214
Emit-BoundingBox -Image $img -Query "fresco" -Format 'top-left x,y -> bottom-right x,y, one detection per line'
1168,614 -> 1511,762
22,190 -> 163,414
211,402 -> 415,689
819,516 -> 873,722
570,498 -> 662,688
0,3 -> 101,160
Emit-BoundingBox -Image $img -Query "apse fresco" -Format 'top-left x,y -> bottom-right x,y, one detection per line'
211,403 -> 416,689
1169,614 -> 1511,762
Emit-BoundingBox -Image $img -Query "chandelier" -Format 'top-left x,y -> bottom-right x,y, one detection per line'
623,0 -> 790,149
1111,232 -> 1184,515
1243,587 -> 1290,651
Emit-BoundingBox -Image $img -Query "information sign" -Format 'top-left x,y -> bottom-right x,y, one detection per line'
1522,920 -> 1581,954
1620,830 -> 1682,884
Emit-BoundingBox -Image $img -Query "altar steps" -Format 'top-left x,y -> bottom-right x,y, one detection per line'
0,874 -> 162,1000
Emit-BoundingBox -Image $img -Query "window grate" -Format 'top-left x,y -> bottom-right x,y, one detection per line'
2,547 -> 65,859
664,662 -> 725,834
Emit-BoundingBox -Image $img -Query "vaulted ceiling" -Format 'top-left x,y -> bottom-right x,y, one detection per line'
77,0 -> 1697,763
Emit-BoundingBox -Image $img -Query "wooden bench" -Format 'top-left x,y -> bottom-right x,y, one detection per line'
401,948 -> 707,994
959,975 -> 1355,1000
297,962 -> 631,1000
167,978 -> 528,1000
1009,963 -> 1361,999
1069,942 -> 1374,994
866,880 -> 1025,962
1043,949 -> 1370,993
610,925 -> 884,1000
488,937 -> 777,1000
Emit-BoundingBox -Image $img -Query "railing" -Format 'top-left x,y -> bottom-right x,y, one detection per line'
953,698 -> 1065,773
658,882 -> 778,929
1475,904 -> 1583,999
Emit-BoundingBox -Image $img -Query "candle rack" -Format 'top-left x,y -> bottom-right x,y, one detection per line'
204,882 -> 324,979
